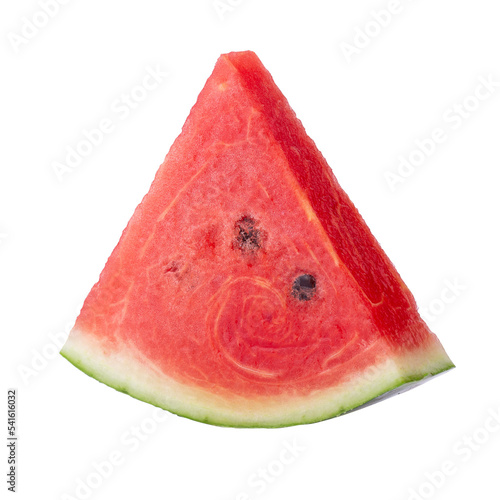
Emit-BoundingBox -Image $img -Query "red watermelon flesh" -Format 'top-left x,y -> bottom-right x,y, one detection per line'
61,51 -> 454,427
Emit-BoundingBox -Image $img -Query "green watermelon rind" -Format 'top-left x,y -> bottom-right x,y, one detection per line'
60,330 -> 454,428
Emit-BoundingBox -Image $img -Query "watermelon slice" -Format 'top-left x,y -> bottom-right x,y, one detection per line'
61,51 -> 454,427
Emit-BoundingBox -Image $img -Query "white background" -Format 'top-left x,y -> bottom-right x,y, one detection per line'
2,0 -> 500,499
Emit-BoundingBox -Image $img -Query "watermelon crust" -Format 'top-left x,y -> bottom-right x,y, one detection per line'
60,51 -> 454,427
61,329 -> 452,427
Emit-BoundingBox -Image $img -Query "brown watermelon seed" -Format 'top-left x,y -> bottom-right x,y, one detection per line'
233,216 -> 262,252
291,274 -> 316,301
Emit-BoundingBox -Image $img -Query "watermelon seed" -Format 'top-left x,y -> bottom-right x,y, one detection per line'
291,274 -> 316,301
234,216 -> 262,252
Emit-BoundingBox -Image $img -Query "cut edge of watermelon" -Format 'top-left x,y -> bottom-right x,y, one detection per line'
60,330 -> 454,428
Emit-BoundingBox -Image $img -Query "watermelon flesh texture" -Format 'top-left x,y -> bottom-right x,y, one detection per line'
61,51 -> 454,427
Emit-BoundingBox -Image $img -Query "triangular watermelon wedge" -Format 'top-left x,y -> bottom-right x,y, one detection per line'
61,51 -> 454,427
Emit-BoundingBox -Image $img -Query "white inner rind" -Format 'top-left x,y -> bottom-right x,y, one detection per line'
60,329 -> 454,427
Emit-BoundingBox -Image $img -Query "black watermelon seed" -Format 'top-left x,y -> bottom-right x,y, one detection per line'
234,216 -> 262,252
291,274 -> 316,301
